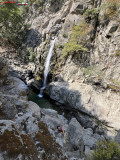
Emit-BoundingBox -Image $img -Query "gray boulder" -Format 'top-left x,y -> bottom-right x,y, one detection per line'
64,118 -> 85,158
0,76 -> 28,120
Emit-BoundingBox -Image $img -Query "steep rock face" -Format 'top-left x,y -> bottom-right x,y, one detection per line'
45,0 -> 120,132
47,81 -> 120,130
18,0 -> 120,133
0,59 -> 112,159
92,20 -> 120,82
21,0 -> 100,83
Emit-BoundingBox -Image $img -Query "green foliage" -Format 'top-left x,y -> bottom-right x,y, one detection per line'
87,139 -> 120,160
62,42 -> 88,58
0,0 -> 28,47
27,47 -> 35,61
84,8 -> 99,23
100,0 -> 120,20
61,21 -> 92,58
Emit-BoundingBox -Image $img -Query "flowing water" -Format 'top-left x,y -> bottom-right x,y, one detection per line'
38,38 -> 56,98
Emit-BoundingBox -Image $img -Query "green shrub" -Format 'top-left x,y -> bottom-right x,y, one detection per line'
84,8 -> 99,23
61,21 -> 92,58
0,1 -> 27,47
87,139 -> 120,160
62,42 -> 88,58
100,0 -> 120,20
27,47 -> 35,61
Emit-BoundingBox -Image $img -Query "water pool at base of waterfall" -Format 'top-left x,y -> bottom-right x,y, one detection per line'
28,92 -> 68,116
28,92 -> 55,109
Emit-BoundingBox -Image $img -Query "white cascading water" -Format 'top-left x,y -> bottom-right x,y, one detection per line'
38,38 -> 56,98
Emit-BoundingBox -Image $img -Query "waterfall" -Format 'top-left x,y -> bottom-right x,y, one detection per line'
38,38 -> 56,98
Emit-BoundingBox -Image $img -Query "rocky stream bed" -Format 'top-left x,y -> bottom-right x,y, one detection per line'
0,50 -> 120,160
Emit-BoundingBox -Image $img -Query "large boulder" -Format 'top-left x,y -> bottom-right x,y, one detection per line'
47,81 -> 120,130
64,118 -> 85,159
27,101 -> 41,118
0,76 -> 28,120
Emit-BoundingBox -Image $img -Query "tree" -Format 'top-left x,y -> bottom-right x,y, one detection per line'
0,0 -> 27,47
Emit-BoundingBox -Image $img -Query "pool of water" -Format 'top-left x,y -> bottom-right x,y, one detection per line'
28,92 -> 68,117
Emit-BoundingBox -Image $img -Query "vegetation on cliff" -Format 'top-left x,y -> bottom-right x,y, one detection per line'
61,21 -> 92,58
87,139 -> 120,160
0,0 -> 28,47
100,0 -> 120,21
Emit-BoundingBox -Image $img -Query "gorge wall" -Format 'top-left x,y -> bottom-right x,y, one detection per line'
20,0 -> 120,131
0,0 -> 120,159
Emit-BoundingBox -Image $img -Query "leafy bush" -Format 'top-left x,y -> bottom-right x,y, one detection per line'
0,1 -> 28,47
87,139 -> 120,160
61,21 -> 92,58
84,8 -> 99,23
100,0 -> 120,20
62,42 -> 88,58
27,47 -> 35,61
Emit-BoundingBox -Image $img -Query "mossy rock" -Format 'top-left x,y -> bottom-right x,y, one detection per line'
0,130 -> 39,159
35,122 -> 67,160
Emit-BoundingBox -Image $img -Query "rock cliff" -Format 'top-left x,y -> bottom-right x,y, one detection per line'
0,0 -> 120,159
0,57 -> 109,160
21,0 -> 120,130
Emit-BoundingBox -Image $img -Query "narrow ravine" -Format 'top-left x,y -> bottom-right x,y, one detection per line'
0,0 -> 120,159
